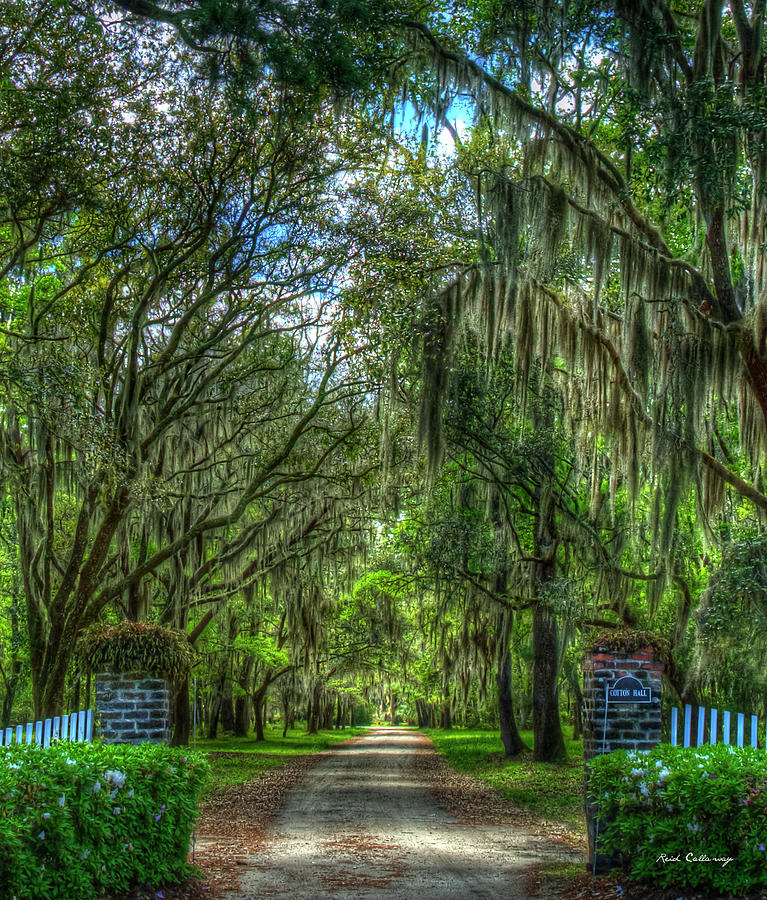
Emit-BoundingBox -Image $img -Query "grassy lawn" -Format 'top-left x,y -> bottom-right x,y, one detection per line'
196,726 -> 367,799
424,726 -> 586,837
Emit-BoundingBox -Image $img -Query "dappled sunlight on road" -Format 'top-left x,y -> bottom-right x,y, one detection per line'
228,727 -> 581,899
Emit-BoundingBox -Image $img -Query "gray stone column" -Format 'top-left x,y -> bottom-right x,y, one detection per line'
95,672 -> 172,744
582,645 -> 664,872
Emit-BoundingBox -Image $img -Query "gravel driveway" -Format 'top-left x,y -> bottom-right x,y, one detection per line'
227,727 -> 582,899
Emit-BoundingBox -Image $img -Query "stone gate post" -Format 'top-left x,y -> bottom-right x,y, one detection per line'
95,672 -> 172,744
582,642 -> 664,872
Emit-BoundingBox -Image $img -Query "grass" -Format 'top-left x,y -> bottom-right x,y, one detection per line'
195,725 -> 367,799
424,725 -> 586,837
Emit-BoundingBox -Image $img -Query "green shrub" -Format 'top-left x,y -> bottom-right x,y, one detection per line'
588,744 -> 767,895
0,741 -> 209,899
78,621 -> 195,683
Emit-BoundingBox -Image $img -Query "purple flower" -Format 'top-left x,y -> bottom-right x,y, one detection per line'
760,843 -> 765,852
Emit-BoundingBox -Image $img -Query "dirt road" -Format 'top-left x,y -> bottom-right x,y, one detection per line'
227,727 -> 582,899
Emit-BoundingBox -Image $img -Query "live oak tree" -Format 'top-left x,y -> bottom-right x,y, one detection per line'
0,2 -> 453,726
415,342 -> 570,760
107,1 -> 767,546
371,4 -> 767,733
409,321 -> 715,756
105,0 -> 403,102
0,1 -> 157,716
188,398 -> 385,742
409,1 -> 767,563
9,0 -> 767,735
0,9 -> 380,718
693,527 -> 767,709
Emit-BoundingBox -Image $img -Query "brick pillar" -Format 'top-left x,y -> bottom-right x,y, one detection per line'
95,672 -> 172,744
582,646 -> 663,872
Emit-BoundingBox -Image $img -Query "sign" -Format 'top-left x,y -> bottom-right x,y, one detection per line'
607,675 -> 651,704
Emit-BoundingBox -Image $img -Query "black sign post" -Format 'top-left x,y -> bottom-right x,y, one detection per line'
601,675 -> 651,752
607,675 -> 652,704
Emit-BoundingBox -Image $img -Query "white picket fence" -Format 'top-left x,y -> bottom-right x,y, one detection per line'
671,704 -> 763,749
0,709 -> 93,748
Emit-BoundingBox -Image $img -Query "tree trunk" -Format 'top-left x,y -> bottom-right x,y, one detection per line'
516,653 -> 533,730
532,604 -> 566,761
221,687 -> 235,733
439,693 -> 451,729
253,695 -> 265,741
253,679 -> 269,742
322,697 -> 334,730
335,695 -> 343,729
1,659 -> 21,730
563,655 -> 584,741
207,700 -> 220,739
497,610 -> 528,756
251,666 -> 291,740
665,655 -> 700,708
282,695 -> 291,736
24,486 -> 130,720
206,677 -> 225,739
171,676 -> 190,746
532,437 -> 567,763
234,694 -> 250,737
307,681 -> 322,734
1,596 -> 23,729
72,669 -> 81,713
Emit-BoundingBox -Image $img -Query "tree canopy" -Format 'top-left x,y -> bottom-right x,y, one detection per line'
3,0 -> 767,756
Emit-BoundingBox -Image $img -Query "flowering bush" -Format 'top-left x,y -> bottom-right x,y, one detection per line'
588,744 -> 767,895
0,741 -> 209,899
